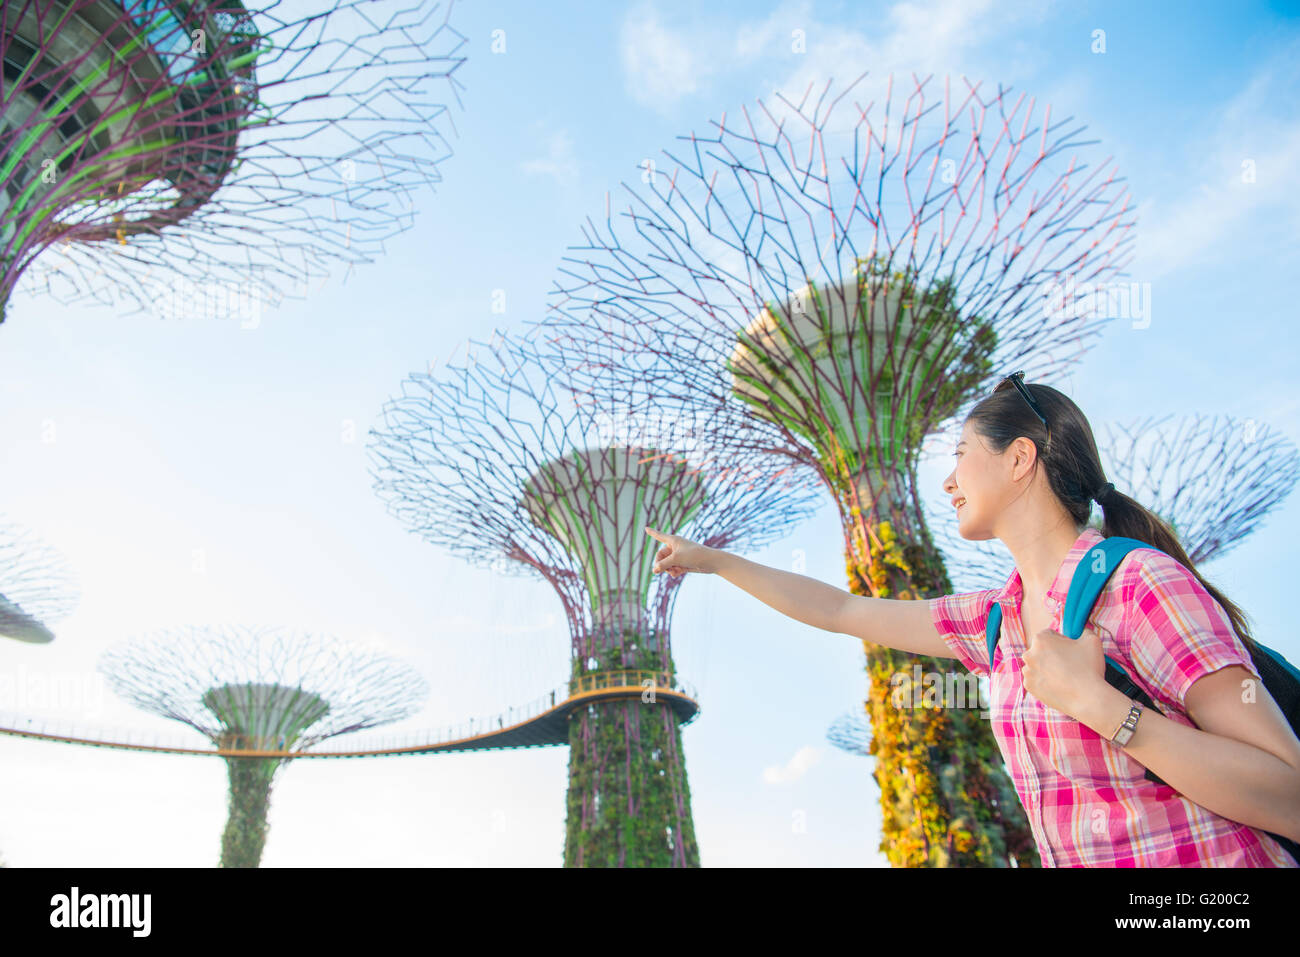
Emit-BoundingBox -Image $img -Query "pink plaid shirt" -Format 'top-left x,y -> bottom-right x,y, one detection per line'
930,526 -> 1296,867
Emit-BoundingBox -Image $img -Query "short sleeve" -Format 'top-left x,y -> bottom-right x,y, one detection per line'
1122,552 -> 1262,713
929,590 -> 997,678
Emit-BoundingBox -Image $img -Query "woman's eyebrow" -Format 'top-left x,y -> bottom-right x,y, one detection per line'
956,440 -> 967,448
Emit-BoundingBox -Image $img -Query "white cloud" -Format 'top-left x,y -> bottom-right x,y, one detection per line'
733,0 -> 813,59
519,129 -> 579,188
762,744 -> 823,784
1134,46 -> 1300,279
619,0 -> 1056,118
620,3 -> 704,108
770,0 -> 1054,103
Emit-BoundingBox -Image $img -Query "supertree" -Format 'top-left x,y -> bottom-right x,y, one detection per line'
827,708 -> 871,757
534,73 -> 1137,866
0,515 -> 77,866
1,0 -> 465,325
97,625 -> 428,867
0,514 -> 79,643
930,414 -> 1300,592
368,328 -> 823,867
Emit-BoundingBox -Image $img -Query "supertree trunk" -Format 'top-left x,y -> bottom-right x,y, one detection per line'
842,483 -> 1037,867
564,629 -> 699,867
219,753 -> 280,868
564,700 -> 699,868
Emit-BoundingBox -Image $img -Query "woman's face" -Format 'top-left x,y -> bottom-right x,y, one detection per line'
942,419 -> 1004,540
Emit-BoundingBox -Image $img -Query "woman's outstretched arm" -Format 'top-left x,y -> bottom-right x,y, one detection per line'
647,525 -> 953,658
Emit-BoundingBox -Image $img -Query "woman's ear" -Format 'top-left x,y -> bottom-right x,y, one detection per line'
1010,435 -> 1039,481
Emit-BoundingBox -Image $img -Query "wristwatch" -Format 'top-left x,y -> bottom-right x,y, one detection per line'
1111,701 -> 1144,747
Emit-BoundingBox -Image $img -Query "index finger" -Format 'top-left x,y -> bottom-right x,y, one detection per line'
644,525 -> 666,543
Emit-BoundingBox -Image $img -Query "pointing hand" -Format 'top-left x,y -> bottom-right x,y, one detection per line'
645,525 -> 716,577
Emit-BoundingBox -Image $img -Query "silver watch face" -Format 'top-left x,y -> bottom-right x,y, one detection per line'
1113,703 -> 1142,743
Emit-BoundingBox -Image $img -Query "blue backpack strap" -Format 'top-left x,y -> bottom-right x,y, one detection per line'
984,535 -> 1150,682
1062,536 -> 1163,697
984,599 -> 1003,671
1062,535 -> 1144,625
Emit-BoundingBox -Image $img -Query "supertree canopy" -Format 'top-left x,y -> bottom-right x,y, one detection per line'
0,514 -> 79,643
534,73 -> 1137,866
0,0 -> 465,324
368,328 -> 822,867
97,625 -> 428,867
931,413 -> 1300,592
827,708 -> 871,758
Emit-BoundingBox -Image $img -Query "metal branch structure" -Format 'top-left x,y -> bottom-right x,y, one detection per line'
97,625 -> 428,867
0,514 -> 79,642
1,0 -> 465,325
827,708 -> 871,757
931,414 -> 1300,592
534,72 -> 1137,866
368,328 -> 822,867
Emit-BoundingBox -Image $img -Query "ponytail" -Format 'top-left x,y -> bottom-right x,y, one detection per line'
1092,484 -> 1259,656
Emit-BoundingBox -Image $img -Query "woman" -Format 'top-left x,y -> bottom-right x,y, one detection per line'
645,373 -> 1300,867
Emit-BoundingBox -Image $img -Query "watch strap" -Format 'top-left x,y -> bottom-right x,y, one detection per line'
1111,701 -> 1144,747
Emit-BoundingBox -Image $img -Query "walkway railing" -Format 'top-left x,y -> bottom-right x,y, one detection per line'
0,670 -> 699,758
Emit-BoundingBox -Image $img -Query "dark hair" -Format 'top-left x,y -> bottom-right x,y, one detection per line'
964,382 -> 1259,655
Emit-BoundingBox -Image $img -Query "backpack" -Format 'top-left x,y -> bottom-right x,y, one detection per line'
984,534 -> 1300,867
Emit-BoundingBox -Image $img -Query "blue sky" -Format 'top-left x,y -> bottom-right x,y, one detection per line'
1,0 -> 1298,867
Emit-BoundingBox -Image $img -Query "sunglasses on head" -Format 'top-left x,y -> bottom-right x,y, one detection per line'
994,371 -> 1051,444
